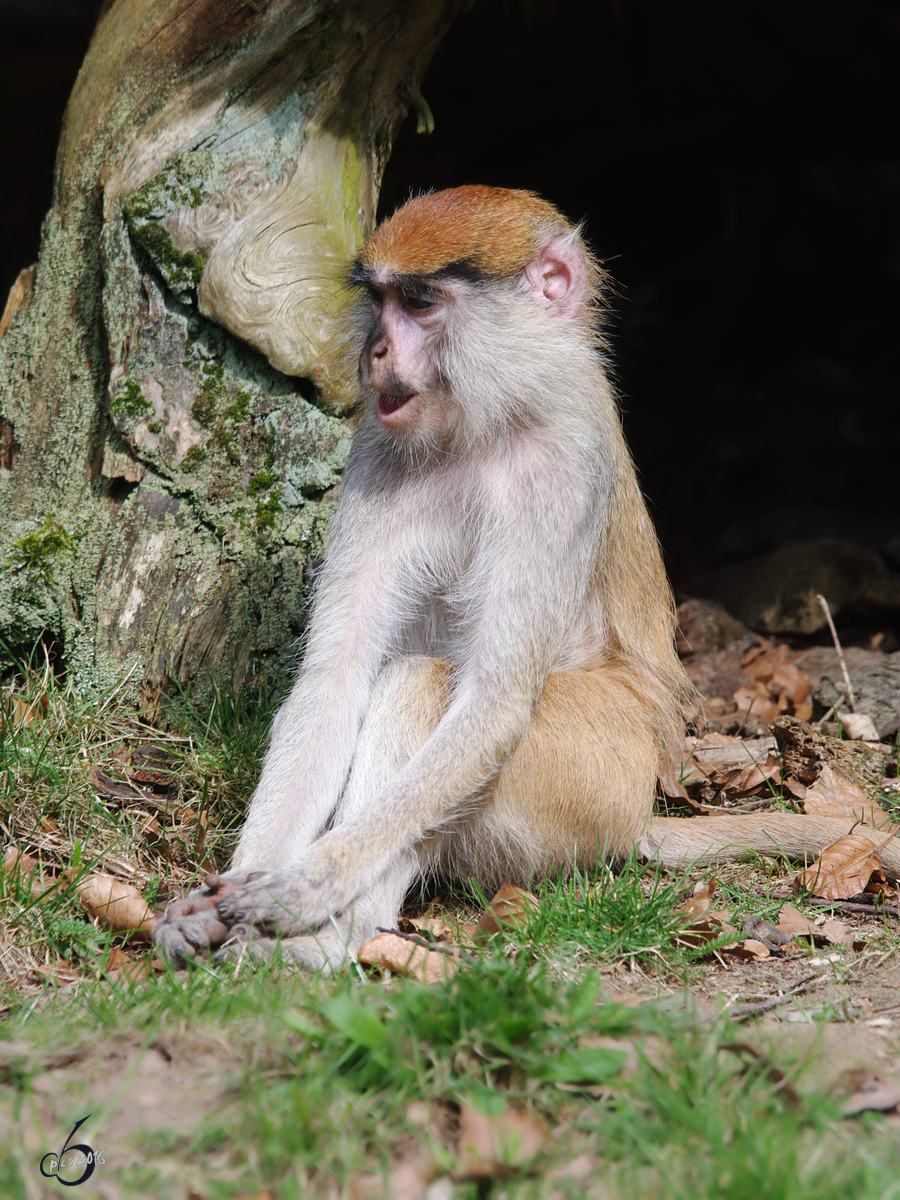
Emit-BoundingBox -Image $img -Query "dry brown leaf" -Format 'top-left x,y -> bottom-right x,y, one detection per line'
675,876 -> 716,920
677,734 -> 782,804
863,877 -> 895,896
793,835 -> 885,900
658,744 -> 691,801
475,883 -> 538,938
357,932 -> 459,983
674,908 -> 739,949
2,847 -> 46,898
349,1150 -> 434,1200
102,946 -> 153,983
2,691 -> 49,730
770,661 -> 813,706
776,904 -> 819,939
834,1069 -> 900,1116
3,847 -> 39,876
783,775 -> 808,800
401,901 -> 455,942
34,959 -> 81,985
89,764 -> 162,805
733,685 -> 779,724
776,905 -> 858,947
813,918 -> 866,950
696,731 -> 743,747
76,873 -> 155,935
803,764 -> 896,829
734,938 -> 770,960
741,642 -> 780,678
546,1152 -> 602,1182
454,1103 -> 549,1179
840,712 -> 881,742
733,646 -> 814,723
743,644 -> 812,698
730,753 -> 782,797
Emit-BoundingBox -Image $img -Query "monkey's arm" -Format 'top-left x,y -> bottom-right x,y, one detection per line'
154,492 -> 416,962
641,814 -> 900,880
232,498 -> 416,869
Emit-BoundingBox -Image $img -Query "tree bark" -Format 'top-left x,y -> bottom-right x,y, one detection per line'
0,0 -> 466,703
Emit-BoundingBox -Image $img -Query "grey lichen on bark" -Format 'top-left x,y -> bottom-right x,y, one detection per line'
0,0 -> 467,702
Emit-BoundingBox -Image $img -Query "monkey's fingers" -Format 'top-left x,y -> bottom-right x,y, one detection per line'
152,906 -> 232,965
215,869 -> 317,935
152,871 -> 271,966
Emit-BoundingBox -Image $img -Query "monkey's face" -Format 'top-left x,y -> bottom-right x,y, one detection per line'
358,280 -> 458,443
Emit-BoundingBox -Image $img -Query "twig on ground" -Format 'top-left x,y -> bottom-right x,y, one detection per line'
816,593 -> 856,713
376,927 -> 478,964
727,973 -> 821,1020
770,891 -> 900,919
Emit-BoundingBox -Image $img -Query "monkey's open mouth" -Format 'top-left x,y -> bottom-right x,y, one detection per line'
377,392 -> 415,419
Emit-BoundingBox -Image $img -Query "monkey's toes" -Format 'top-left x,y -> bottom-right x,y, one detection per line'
152,874 -> 257,966
213,929 -> 341,972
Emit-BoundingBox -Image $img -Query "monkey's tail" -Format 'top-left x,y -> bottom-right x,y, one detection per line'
641,813 -> 900,882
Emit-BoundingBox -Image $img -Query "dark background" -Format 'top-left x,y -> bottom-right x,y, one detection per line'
3,0 -> 899,600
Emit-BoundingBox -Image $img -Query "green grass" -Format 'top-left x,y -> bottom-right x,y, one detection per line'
1,662 -> 899,1198
2,953 -> 898,1198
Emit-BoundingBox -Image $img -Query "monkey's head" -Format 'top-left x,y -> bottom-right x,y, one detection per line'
348,186 -> 603,448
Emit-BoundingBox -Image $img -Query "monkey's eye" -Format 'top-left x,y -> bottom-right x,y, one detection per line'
401,294 -> 435,313
366,286 -> 383,311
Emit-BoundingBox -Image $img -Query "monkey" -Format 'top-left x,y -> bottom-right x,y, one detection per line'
153,186 -> 900,969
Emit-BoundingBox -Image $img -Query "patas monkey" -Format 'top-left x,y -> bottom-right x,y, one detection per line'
154,186 -> 900,968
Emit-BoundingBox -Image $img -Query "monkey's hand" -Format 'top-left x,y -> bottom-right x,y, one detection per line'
213,848 -> 350,937
152,871 -> 264,966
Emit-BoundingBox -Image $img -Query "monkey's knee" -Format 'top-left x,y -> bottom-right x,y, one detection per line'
372,655 -> 451,705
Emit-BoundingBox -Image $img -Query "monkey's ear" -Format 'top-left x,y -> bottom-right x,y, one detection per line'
522,233 -> 588,319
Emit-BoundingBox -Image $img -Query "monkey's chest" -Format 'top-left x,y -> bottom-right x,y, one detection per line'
397,572 -> 477,663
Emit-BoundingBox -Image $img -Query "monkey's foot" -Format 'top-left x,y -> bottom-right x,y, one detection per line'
213,926 -> 354,973
152,870 -> 264,966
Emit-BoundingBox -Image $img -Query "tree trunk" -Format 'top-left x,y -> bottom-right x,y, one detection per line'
0,0 -> 465,705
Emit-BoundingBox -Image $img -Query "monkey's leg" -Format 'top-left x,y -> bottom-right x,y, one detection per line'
215,656 -> 451,965
463,669 -> 900,884
421,663 -> 661,887
216,660 -> 661,935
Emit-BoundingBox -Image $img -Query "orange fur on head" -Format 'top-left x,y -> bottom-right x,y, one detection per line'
359,186 -> 576,280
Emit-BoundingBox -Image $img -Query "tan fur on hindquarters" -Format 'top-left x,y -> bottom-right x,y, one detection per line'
152,187 -> 899,970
